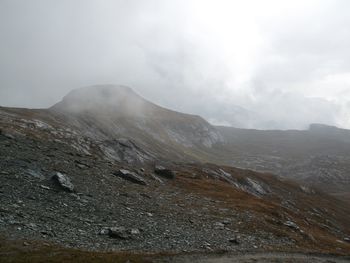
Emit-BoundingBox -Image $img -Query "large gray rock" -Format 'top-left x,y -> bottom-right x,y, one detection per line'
154,165 -> 175,179
51,172 -> 74,192
114,169 -> 147,185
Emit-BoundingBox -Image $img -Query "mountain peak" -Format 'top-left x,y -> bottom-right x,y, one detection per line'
48,84 -> 223,148
50,85 -> 148,115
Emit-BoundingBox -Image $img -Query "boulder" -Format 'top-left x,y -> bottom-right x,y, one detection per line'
51,172 -> 74,192
115,169 -> 147,185
154,166 -> 175,179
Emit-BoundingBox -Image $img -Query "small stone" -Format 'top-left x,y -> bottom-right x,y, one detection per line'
203,242 -> 212,250
108,226 -> 129,239
51,172 -> 74,192
40,185 -> 50,190
76,164 -> 86,169
140,193 -> 151,199
213,222 -> 225,229
344,237 -> 350,243
222,219 -> 231,225
27,223 -> 37,230
99,227 -> 109,235
229,238 -> 240,245
23,241 -> 30,246
284,220 -> 300,230
130,228 -> 140,235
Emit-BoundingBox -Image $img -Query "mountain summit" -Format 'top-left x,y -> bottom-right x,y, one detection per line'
50,85 -> 223,161
51,85 -> 157,117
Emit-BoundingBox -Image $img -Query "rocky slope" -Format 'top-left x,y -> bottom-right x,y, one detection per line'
216,125 -> 350,199
1,124 -> 350,255
1,85 -> 350,261
50,85 -> 222,159
2,85 -> 350,201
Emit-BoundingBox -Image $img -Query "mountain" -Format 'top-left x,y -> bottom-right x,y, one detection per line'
1,85 -> 350,260
1,85 -> 350,198
49,85 -> 223,161
215,124 -> 350,200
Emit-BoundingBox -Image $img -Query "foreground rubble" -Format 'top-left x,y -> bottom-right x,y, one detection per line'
1,130 -> 350,256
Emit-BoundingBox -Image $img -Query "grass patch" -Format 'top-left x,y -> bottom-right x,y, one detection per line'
0,238 -> 154,263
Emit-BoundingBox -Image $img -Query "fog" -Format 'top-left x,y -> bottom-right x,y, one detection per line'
1,0 -> 350,129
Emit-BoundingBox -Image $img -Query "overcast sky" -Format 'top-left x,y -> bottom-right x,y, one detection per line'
1,0 -> 350,129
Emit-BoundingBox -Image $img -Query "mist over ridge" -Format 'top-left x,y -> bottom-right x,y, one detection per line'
1,0 -> 350,129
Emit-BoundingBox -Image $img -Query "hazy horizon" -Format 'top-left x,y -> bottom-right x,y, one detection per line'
1,0 -> 350,130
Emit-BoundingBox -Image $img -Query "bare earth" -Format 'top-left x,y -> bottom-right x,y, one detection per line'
159,252 -> 350,263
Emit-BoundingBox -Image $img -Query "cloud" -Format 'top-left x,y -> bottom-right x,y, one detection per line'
0,0 -> 350,129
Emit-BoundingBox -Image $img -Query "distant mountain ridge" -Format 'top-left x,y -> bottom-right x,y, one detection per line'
216,124 -> 350,199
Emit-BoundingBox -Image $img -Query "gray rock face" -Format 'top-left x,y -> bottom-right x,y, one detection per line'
100,139 -> 155,164
115,169 -> 147,185
154,166 -> 175,179
245,178 -> 270,196
51,172 -> 74,192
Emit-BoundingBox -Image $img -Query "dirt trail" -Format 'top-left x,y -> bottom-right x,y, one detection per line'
158,253 -> 350,263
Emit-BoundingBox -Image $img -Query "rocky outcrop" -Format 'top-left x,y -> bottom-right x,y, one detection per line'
99,138 -> 154,164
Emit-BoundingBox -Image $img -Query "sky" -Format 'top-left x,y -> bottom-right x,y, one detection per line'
1,0 -> 350,129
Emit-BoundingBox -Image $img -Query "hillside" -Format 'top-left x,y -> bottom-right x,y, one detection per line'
215,125 -> 350,199
50,85 -> 222,150
1,85 -> 350,199
1,85 -> 350,261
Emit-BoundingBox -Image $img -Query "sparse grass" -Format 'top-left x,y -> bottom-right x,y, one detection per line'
0,237 -> 155,263
173,167 -> 350,255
